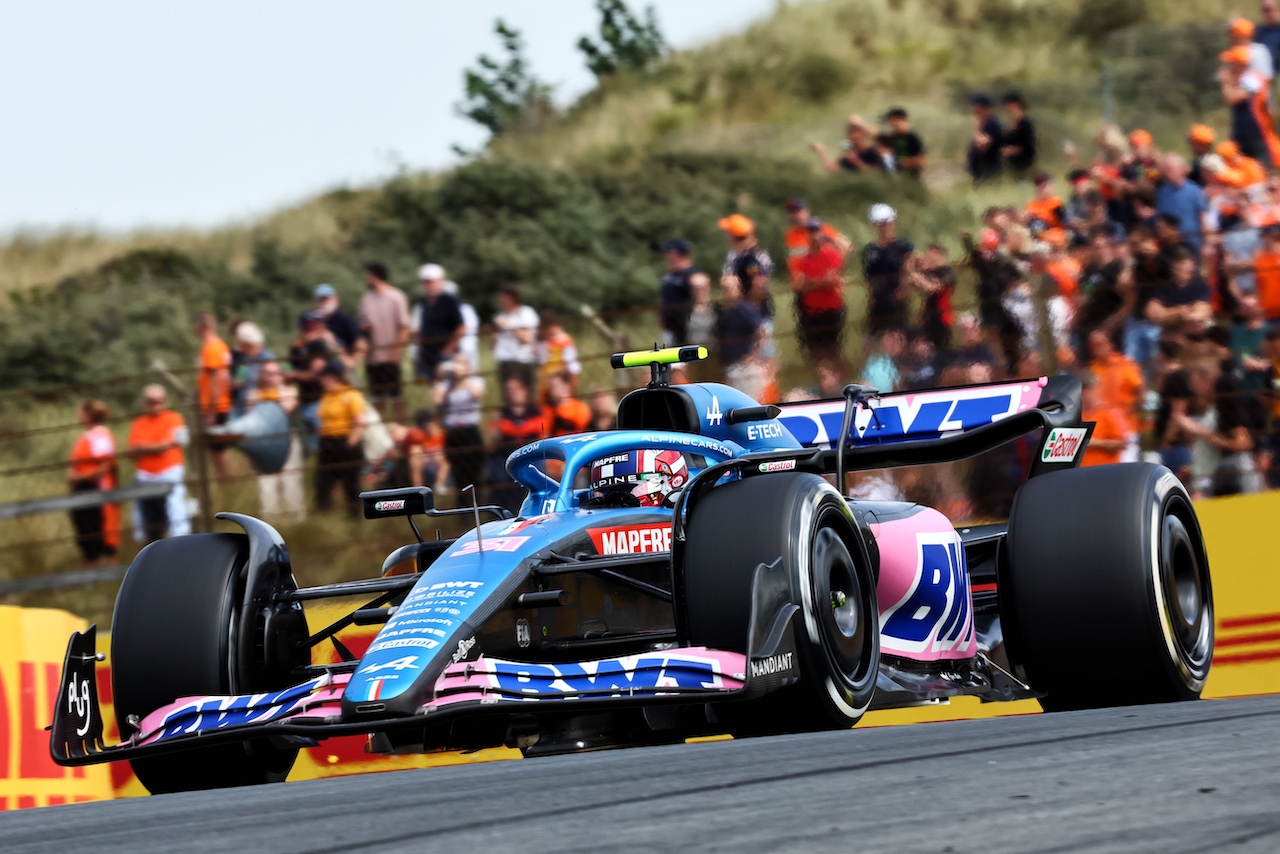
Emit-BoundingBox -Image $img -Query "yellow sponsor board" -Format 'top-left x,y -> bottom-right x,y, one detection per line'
4,491 -> 1278,805
0,606 -> 114,809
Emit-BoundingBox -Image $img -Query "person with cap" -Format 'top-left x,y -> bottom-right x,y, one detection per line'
784,199 -> 848,288
1213,140 -> 1268,193
882,108 -> 926,177
966,93 -> 1003,183
409,263 -> 465,384
1229,17 -> 1274,82
860,204 -> 915,335
287,310 -> 338,453
714,267 -> 767,400
1258,1 -> 1280,73
999,91 -> 1037,176
791,216 -> 847,365
717,213 -> 775,335
536,311 -> 582,395
1154,154 -> 1209,255
1186,124 -> 1216,187
314,359 -> 369,516
808,114 -> 885,173
311,283 -> 365,361
657,237 -> 703,351
1220,44 -> 1280,167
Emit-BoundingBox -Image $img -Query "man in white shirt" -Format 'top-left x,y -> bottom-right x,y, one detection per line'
492,283 -> 540,392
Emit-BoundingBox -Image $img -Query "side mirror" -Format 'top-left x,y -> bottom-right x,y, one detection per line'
359,487 -> 434,519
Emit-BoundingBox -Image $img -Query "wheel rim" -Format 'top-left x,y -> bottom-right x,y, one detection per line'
1158,498 -> 1213,677
811,523 -> 869,680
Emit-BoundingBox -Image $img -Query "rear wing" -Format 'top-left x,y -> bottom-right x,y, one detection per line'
775,376 -> 1089,476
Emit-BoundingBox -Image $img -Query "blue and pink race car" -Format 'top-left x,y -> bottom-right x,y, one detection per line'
51,346 -> 1214,793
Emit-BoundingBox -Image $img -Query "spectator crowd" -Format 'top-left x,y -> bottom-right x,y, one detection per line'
54,8 -> 1280,559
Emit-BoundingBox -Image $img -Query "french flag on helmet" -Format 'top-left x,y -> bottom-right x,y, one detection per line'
590,449 -> 688,507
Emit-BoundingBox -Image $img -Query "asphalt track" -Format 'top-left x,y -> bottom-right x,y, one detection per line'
4,696 -> 1279,854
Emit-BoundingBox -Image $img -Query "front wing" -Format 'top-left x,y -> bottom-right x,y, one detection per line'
50,625 -> 796,767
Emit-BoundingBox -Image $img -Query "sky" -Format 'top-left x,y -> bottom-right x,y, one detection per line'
0,1 -> 778,234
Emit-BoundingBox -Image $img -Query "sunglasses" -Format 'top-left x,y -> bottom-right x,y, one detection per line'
144,398 -> 164,405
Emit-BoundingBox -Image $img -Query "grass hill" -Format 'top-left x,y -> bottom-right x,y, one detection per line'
0,0 -> 1263,619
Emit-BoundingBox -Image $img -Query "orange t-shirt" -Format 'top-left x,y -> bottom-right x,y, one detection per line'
1081,405 -> 1125,467
69,425 -> 117,483
129,410 -> 187,474
198,336 -> 233,415
68,425 -> 119,548
1089,353 -> 1144,433
545,399 -> 591,437
1025,196 -> 1065,230
1255,250 -> 1280,319
1046,258 -> 1079,301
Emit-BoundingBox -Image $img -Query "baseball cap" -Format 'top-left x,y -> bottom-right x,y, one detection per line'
869,203 -> 897,224
1067,169 -> 1090,184
1188,124 -> 1215,145
1129,129 -> 1153,147
1229,18 -> 1256,39
883,107 -> 909,120
806,216 -> 826,231
1221,46 -> 1252,65
659,237 -> 692,253
717,214 -> 755,237
418,263 -> 445,281
970,93 -> 993,107
1217,140 -> 1241,159
1033,171 -> 1052,185
784,198 -> 808,212
313,283 -> 336,299
300,310 -> 324,327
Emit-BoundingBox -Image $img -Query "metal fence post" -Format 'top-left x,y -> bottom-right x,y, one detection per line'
188,397 -> 215,534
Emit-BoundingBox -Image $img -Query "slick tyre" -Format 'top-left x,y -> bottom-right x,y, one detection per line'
683,473 -> 879,734
112,533 -> 298,793
1004,463 -> 1213,712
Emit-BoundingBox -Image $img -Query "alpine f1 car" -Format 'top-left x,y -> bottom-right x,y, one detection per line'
50,346 -> 1213,793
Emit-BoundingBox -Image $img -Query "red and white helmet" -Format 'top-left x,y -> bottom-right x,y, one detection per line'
589,449 -> 689,507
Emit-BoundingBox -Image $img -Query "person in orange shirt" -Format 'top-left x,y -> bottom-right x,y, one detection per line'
1087,329 -> 1144,460
67,399 -> 119,566
1024,172 -> 1068,243
1213,140 -> 1268,192
1079,373 -> 1127,467
544,371 -> 591,437
195,312 -> 233,480
1254,223 -> 1280,322
127,384 -> 190,542
1220,45 -> 1280,168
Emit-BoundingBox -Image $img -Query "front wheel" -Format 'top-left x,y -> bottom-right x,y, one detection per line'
1003,463 -> 1213,712
112,533 -> 301,793
683,473 -> 879,734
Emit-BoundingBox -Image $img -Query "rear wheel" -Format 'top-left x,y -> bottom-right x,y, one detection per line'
112,533 -> 300,793
683,473 -> 879,735
1004,463 -> 1213,711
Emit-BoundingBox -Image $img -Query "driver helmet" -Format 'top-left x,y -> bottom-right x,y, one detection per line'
589,450 -> 688,507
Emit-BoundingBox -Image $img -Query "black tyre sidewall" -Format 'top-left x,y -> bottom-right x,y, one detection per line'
112,533 -> 297,792
1004,463 -> 1213,711
684,473 -> 879,731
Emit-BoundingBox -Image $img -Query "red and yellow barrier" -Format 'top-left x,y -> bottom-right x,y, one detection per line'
3,491 -> 1279,807
0,606 -> 114,809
